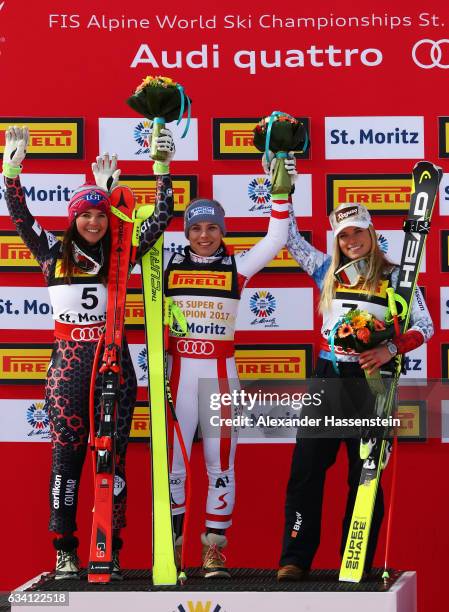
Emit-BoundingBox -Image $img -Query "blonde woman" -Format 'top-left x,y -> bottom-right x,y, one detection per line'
277,198 -> 433,580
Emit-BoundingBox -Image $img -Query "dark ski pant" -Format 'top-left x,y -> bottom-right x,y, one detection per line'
46,338 -> 137,535
279,357 -> 385,571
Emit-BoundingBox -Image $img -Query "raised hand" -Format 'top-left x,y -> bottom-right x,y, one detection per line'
4,126 -> 29,170
92,153 -> 121,192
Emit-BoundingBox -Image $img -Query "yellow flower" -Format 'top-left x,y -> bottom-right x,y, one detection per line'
351,314 -> 369,330
135,75 -> 177,93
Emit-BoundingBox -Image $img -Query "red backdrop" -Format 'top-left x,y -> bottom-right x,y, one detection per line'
1,2 -> 449,611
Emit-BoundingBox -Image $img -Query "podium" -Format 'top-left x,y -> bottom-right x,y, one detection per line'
9,568 -> 416,612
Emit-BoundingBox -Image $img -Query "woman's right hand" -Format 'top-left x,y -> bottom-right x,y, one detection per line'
3,126 -> 29,174
261,151 -> 297,185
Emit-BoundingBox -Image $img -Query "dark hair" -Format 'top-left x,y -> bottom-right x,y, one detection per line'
60,222 -> 110,285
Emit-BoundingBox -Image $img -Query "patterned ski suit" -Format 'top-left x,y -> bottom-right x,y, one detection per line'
5,174 -> 173,534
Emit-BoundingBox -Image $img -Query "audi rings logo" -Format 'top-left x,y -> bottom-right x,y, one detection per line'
412,39 -> 449,69
176,339 -> 214,356
71,326 -> 104,342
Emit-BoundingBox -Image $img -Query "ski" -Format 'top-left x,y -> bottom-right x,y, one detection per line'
339,161 -> 442,583
136,204 -> 177,586
88,186 -> 137,583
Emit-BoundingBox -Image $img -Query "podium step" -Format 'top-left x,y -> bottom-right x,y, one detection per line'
7,568 -> 416,612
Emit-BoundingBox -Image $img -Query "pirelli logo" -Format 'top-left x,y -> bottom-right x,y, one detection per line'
326,174 -> 412,215
129,403 -> 151,440
213,118 -> 310,160
0,234 -> 39,270
397,401 -> 426,441
0,118 -> 83,158
235,345 -> 313,380
120,175 -> 197,216
223,232 -> 311,272
439,117 -> 449,158
0,344 -> 52,383
125,289 -> 144,328
168,270 -> 232,291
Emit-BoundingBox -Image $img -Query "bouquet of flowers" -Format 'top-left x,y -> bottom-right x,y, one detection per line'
253,111 -> 309,194
332,309 -> 394,354
126,75 -> 191,160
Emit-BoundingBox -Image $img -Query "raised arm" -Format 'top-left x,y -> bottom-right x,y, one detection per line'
136,128 -> 175,258
3,126 -> 60,273
235,155 -> 294,280
92,130 -> 175,261
286,200 -> 331,290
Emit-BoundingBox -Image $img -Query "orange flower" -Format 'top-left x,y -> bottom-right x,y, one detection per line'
373,318 -> 386,331
356,327 -> 371,344
338,324 -> 354,338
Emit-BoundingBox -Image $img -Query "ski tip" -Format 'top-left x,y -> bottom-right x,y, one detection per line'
109,185 -> 136,215
178,570 -> 187,585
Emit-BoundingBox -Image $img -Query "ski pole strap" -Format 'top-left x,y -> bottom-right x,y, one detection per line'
164,297 -> 188,337
176,84 -> 191,138
385,289 -> 408,324
403,219 -> 431,234
328,321 -> 341,374
110,205 -> 135,225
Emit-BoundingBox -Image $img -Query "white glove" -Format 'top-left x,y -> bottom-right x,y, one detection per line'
284,152 -> 298,182
3,126 -> 29,175
154,127 -> 176,163
92,153 -> 121,192
261,151 -> 297,183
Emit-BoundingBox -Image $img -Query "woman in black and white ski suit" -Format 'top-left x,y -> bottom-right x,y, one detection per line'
3,126 -> 175,580
277,184 -> 433,580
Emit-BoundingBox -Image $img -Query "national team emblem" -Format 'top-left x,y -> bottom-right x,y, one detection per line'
248,177 -> 271,205
250,291 -> 277,317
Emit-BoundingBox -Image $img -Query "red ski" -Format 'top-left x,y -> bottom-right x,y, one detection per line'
88,186 -> 137,583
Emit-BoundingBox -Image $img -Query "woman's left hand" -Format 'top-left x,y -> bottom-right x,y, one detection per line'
359,345 -> 393,374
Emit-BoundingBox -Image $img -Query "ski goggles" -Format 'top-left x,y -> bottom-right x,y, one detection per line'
334,257 -> 369,287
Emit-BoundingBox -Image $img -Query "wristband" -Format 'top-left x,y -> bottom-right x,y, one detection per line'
153,161 -> 170,175
2,162 -> 22,178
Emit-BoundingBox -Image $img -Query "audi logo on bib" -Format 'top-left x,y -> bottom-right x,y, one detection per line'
70,326 -> 104,342
412,39 -> 449,69
176,339 -> 215,356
